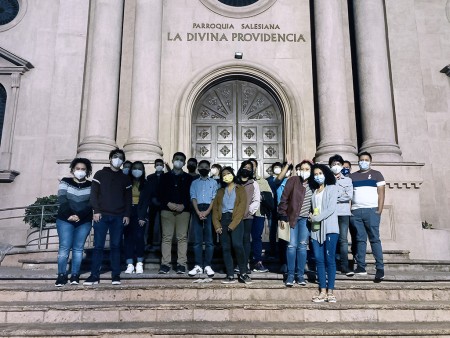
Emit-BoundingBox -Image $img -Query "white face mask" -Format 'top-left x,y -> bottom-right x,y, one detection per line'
210,168 -> 218,176
273,167 -> 282,175
111,158 -> 123,168
155,165 -> 164,172
331,165 -> 343,175
173,160 -> 184,169
359,160 -> 370,171
300,171 -> 311,180
132,169 -> 143,178
74,170 -> 86,180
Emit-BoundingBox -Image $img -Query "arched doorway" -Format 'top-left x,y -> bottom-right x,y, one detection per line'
191,79 -> 284,176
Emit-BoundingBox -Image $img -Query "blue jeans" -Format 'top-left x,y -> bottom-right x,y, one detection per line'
286,217 -> 310,281
243,218 -> 253,265
311,233 -> 339,290
192,204 -> 214,267
351,207 -> 384,270
251,216 -> 265,262
220,213 -> 246,276
56,219 -> 92,275
91,215 -> 124,277
338,216 -> 350,271
123,205 -> 145,264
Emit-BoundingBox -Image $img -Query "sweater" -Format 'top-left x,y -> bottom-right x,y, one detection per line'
159,171 -> 193,212
57,177 -> 92,225
90,167 -> 132,217
311,184 -> 339,244
212,185 -> 247,231
240,179 -> 260,220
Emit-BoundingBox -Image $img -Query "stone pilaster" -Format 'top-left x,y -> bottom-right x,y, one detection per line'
353,0 -> 402,161
123,0 -> 163,161
77,0 -> 124,159
314,0 -> 357,162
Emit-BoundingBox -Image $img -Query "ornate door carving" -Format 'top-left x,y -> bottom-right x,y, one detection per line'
192,80 -> 284,176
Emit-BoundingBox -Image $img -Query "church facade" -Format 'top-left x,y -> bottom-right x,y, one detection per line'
0,0 -> 449,259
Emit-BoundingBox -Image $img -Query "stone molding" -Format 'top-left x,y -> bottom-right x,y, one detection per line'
174,60 -> 306,163
386,181 -> 423,189
0,0 -> 28,33
199,0 -> 277,18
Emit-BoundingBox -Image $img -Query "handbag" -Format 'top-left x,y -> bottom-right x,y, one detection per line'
277,221 -> 290,242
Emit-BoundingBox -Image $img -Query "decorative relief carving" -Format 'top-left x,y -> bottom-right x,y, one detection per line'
198,129 -> 209,139
386,182 -> 423,189
219,129 -> 231,139
264,129 -> 275,140
265,146 -> 276,157
199,146 -> 210,156
200,109 -> 210,119
244,129 -> 255,139
220,145 -> 231,156
244,146 -> 255,157
249,110 -> 274,120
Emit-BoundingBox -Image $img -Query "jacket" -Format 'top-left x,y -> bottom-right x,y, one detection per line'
254,175 -> 274,217
311,184 -> 339,244
240,179 -> 260,219
212,185 -> 247,231
277,176 -> 306,228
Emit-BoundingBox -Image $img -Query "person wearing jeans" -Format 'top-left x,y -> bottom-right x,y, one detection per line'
350,151 -> 386,283
309,164 -> 339,303
83,148 -> 132,286
55,158 -> 93,287
188,160 -> 219,277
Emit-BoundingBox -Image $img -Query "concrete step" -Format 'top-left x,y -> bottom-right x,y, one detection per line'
1,320 -> 450,337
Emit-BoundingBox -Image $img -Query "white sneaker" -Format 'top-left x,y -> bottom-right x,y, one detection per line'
125,264 -> 135,274
188,265 -> 203,276
204,266 -> 215,277
135,262 -> 144,274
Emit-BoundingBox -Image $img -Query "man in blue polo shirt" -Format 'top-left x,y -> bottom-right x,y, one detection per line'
350,151 -> 386,282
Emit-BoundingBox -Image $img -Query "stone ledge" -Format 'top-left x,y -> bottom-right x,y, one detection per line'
0,170 -> 20,183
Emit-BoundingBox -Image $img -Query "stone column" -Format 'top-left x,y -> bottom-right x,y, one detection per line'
314,0 -> 357,162
77,0 -> 124,159
123,0 -> 163,161
353,0 -> 402,161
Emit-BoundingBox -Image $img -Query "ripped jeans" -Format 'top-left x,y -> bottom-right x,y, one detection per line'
311,233 -> 339,290
286,217 -> 310,282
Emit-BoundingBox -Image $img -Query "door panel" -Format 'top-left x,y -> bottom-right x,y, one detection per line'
192,80 -> 283,176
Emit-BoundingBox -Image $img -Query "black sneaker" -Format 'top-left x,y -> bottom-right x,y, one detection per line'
374,269 -> 385,283
176,265 -> 186,274
70,274 -> 80,285
354,267 -> 367,275
253,262 -> 269,273
221,276 -> 236,284
55,273 -> 67,287
83,275 -> 99,286
158,264 -> 171,274
238,274 -> 253,284
111,275 -> 121,285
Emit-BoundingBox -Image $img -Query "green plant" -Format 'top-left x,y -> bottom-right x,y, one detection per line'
23,195 -> 59,228
422,221 -> 433,229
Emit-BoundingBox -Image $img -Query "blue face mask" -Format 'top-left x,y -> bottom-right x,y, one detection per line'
314,174 -> 325,185
359,161 -> 370,171
341,168 -> 350,176
122,168 -> 130,175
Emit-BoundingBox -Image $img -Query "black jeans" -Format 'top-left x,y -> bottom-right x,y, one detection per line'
220,213 -> 246,276
243,218 -> 253,265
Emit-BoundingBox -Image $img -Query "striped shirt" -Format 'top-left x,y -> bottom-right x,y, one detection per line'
57,177 -> 92,225
350,169 -> 385,209
299,183 -> 312,217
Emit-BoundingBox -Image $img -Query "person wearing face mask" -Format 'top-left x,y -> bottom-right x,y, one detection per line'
342,161 -> 352,177
210,163 -> 222,183
350,152 -> 385,283
212,167 -> 249,284
277,159 -> 314,287
84,149 -> 132,286
122,161 -> 132,176
123,161 -> 147,274
187,158 -> 199,179
55,158 -> 93,287
188,160 -> 219,277
138,159 -> 166,253
328,155 -> 354,277
237,160 -> 261,277
308,164 -> 338,303
265,162 -> 283,259
158,152 -> 194,274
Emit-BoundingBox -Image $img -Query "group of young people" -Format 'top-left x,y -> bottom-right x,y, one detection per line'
54,148 -> 386,303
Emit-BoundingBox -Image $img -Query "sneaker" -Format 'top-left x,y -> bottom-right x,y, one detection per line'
253,262 -> 269,273
285,275 -> 294,287
221,276 -> 236,284
345,270 -> 355,277
204,266 -> 215,277
374,269 -> 385,283
176,265 -> 186,274
135,262 -> 144,274
55,273 -> 67,287
112,275 -> 121,285
125,263 -> 135,274
354,267 -> 367,275
238,274 -> 253,284
158,264 -> 171,274
326,292 -> 337,303
188,265 -> 203,277
312,291 -> 327,303
234,266 -> 240,273
83,275 -> 99,286
70,274 -> 80,285
296,279 -> 307,286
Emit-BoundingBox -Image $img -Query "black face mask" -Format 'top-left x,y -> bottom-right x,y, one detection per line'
240,169 -> 252,178
187,164 -> 197,173
198,169 -> 210,177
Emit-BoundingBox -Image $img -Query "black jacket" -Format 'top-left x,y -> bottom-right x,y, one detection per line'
159,171 -> 193,212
